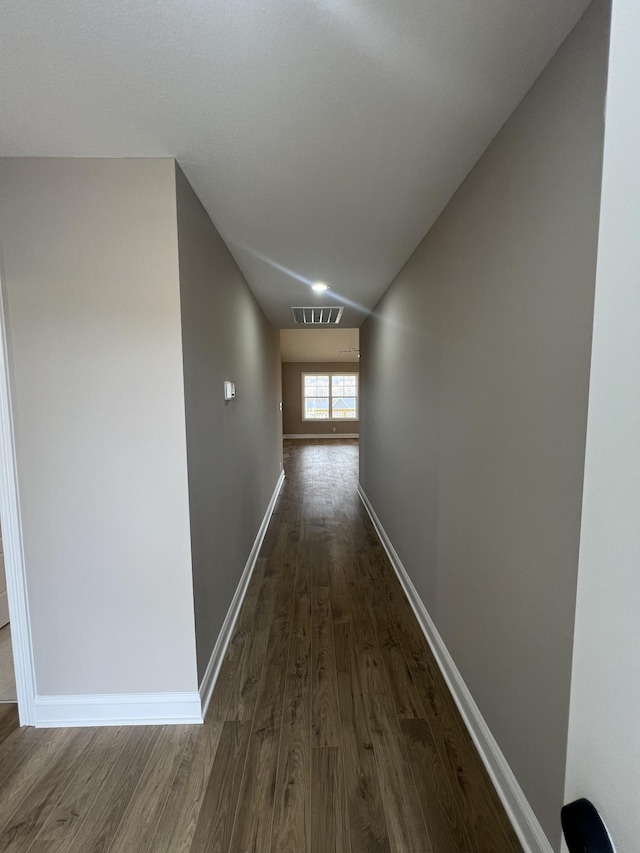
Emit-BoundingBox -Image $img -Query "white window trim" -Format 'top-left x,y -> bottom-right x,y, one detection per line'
301,372 -> 359,422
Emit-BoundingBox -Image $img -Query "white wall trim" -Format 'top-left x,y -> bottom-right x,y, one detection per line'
199,469 -> 285,719
34,692 -> 202,727
358,483 -> 554,853
0,257 -> 37,725
284,433 -> 359,439
0,590 -> 9,628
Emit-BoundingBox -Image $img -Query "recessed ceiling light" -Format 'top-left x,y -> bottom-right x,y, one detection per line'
312,282 -> 329,292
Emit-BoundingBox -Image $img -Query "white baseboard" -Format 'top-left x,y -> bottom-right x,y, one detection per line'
34,691 -> 202,727
199,469 -> 285,719
358,483 -> 554,853
284,433 -> 359,439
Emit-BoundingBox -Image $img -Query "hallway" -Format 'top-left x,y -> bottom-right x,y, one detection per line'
0,440 -> 522,852
192,439 -> 522,852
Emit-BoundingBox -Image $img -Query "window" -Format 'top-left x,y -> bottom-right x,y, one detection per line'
302,373 -> 358,420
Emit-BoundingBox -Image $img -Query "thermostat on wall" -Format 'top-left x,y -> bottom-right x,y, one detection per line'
224,380 -> 236,401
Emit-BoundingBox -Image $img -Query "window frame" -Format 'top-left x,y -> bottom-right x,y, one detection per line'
301,372 -> 359,422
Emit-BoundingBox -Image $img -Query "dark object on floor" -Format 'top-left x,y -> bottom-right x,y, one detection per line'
561,798 -> 614,853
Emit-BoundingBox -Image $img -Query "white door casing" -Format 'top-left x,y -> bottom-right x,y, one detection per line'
0,252 -> 37,724
0,532 -> 9,628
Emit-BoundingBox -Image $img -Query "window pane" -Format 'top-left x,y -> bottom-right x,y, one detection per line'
304,375 -> 329,398
331,396 -> 356,418
333,375 -> 355,391
305,397 -> 330,419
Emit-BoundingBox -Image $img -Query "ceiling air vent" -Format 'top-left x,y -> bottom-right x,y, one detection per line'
291,306 -> 344,325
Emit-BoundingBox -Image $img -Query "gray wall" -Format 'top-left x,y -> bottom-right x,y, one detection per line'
359,1 -> 609,844
282,362 -> 359,436
564,1 -> 640,849
175,165 -> 283,682
0,158 -> 199,695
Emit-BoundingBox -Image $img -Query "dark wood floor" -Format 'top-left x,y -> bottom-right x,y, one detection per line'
0,439 -> 522,852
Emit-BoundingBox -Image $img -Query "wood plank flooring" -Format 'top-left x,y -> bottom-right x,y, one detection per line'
0,439 -> 522,852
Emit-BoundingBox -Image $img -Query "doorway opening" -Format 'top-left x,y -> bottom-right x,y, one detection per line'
280,328 -> 360,442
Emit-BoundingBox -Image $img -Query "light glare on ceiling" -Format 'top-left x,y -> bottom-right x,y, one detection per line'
312,282 -> 329,292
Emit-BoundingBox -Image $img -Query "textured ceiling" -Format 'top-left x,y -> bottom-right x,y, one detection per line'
0,0 -> 591,327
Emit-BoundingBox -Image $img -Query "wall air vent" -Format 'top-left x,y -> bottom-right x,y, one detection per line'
292,306 -> 344,325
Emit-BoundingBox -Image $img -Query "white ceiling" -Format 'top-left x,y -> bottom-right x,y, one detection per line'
281,328 -> 359,363
0,0 -> 591,328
